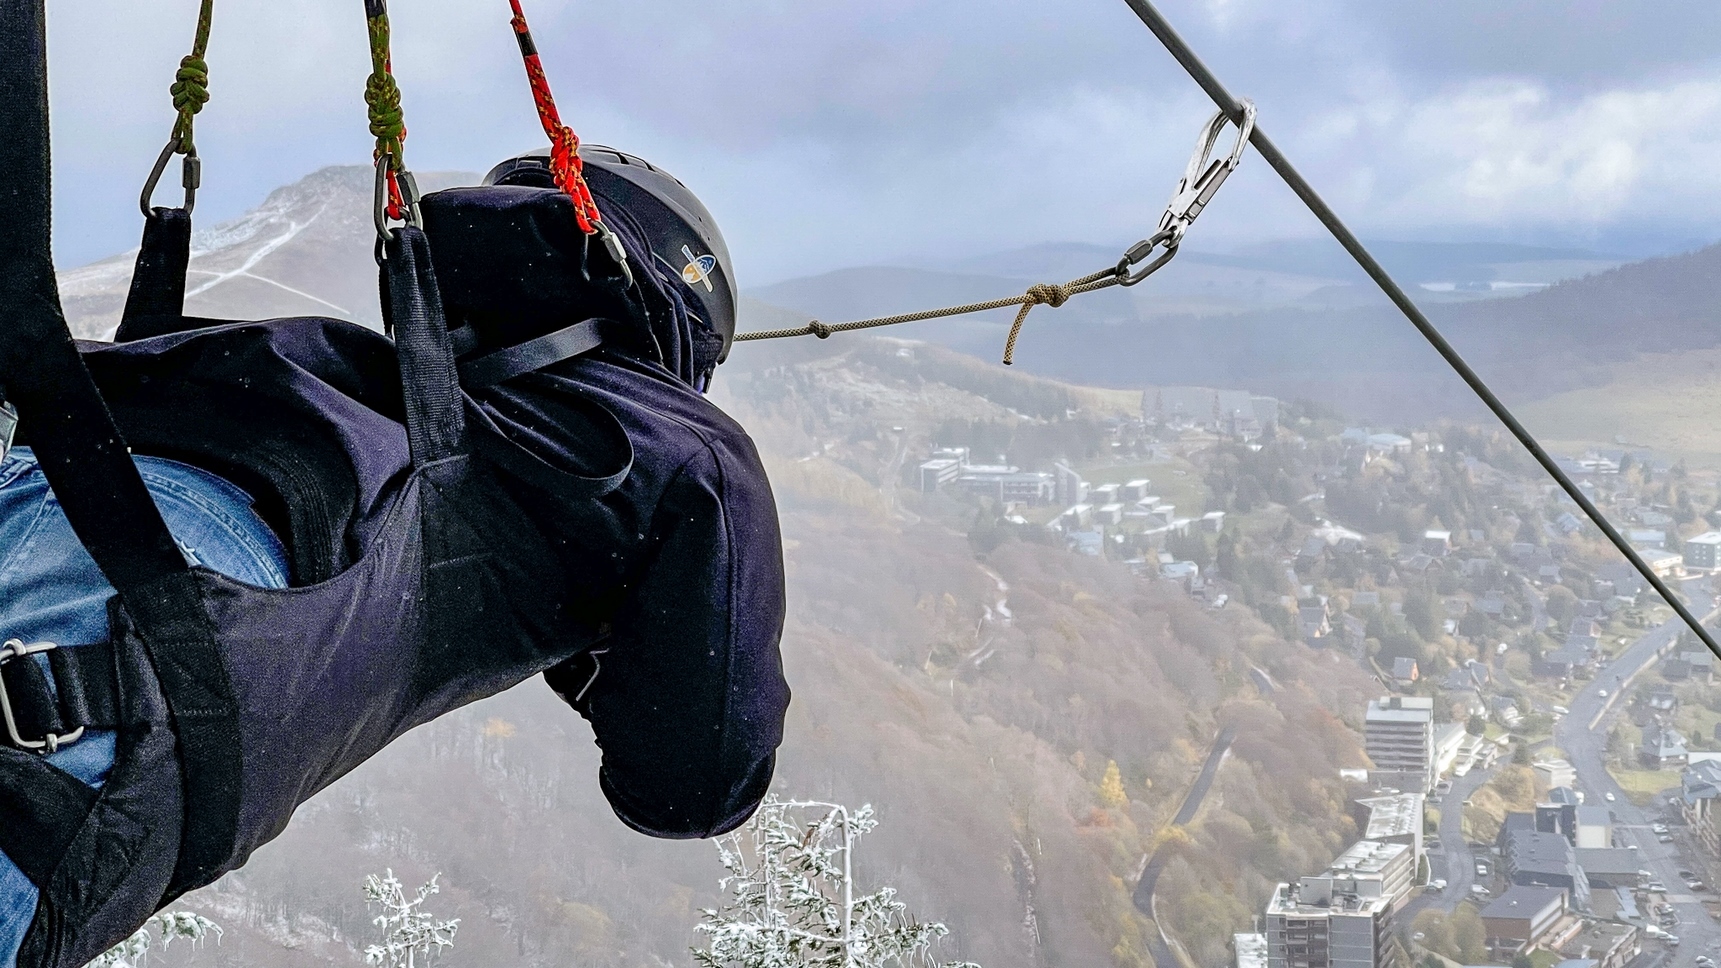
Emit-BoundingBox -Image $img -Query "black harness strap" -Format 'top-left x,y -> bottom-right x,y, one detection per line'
0,646 -> 124,752
114,209 -> 194,342
458,318 -> 605,389
2,0 -> 241,901
0,0 -> 189,596
383,226 -> 467,467
0,749 -> 100,889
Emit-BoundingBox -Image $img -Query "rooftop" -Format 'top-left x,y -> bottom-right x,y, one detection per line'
1573,848 -> 1639,877
1354,794 -> 1423,840
1366,696 -> 1434,723
1326,839 -> 1411,877
1481,885 -> 1567,920
1267,881 -> 1394,917
1235,933 -> 1268,968
1507,830 -> 1580,876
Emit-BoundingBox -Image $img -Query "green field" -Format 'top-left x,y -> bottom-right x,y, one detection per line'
1516,347 -> 1721,468
1607,766 -> 1682,805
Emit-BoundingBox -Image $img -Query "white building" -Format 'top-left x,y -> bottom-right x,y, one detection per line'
1365,697 -> 1435,794
1534,759 -> 1578,791
1266,841 -> 1414,968
1686,532 -> 1721,572
1237,933 -> 1269,968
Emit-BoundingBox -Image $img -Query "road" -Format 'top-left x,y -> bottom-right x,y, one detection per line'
1554,577 -> 1718,960
1134,725 -> 1238,968
1402,765 -> 1497,921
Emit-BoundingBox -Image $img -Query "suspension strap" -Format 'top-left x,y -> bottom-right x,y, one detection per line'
505,0 -> 632,283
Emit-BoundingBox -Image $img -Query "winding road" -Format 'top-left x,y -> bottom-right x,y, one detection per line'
1134,724 -> 1238,968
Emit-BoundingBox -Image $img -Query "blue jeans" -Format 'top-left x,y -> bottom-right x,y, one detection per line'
0,448 -> 288,968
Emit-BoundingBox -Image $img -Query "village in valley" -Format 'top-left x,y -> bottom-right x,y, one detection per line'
904,374 -> 1721,968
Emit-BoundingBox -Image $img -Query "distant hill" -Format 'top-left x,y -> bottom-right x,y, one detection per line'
749,239 -> 1719,423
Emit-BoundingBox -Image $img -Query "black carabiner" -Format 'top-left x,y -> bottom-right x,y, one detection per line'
140,137 -> 200,216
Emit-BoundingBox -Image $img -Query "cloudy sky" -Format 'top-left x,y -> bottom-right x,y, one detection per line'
42,0 -> 1721,284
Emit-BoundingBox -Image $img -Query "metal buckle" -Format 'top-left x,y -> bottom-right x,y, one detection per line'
0,639 -> 85,754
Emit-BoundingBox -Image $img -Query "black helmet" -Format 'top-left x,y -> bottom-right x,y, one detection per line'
483,146 -> 737,365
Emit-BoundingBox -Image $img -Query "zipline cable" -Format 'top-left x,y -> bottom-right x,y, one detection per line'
1119,0 -> 1721,661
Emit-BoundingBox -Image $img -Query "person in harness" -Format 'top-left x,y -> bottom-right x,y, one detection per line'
0,3 -> 789,963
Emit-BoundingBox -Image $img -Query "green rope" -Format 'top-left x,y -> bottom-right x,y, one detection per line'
365,14 -> 405,170
169,0 -> 213,154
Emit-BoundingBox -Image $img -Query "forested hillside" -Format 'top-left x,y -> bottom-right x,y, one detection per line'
149,335 -> 1379,968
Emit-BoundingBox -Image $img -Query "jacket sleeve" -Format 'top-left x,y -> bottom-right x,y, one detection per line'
545,431 -> 789,838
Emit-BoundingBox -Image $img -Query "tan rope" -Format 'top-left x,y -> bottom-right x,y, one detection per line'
735,266 -> 1123,365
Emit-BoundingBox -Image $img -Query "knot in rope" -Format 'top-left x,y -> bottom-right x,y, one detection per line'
1002,282 -> 1076,366
365,71 -> 405,167
365,14 -> 406,171
808,320 -> 833,339
170,55 -> 210,151
1025,282 -> 1072,309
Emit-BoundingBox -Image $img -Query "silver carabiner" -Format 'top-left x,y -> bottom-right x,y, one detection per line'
140,137 -> 200,217
1159,100 -> 1255,238
373,155 -> 423,243
1114,100 -> 1256,288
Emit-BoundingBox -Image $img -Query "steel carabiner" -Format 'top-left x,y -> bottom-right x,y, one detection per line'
1159,99 -> 1256,238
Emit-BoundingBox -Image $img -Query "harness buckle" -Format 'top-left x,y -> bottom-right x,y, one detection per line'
0,639 -> 85,755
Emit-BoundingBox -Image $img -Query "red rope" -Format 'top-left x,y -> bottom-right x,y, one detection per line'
508,0 -> 603,234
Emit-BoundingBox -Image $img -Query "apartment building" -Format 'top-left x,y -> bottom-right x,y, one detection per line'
1365,697 -> 1435,794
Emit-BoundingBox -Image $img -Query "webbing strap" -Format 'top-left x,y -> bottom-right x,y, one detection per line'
0,0 -> 189,596
0,748 -> 99,889
383,226 -> 467,466
458,318 -> 605,389
126,574 -> 241,897
3,0 -> 237,904
115,208 -> 194,341
0,645 -> 123,748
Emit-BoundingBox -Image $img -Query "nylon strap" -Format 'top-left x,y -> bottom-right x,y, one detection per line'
383,226 -> 468,467
116,206 -> 193,341
0,0 -> 189,594
458,318 -> 605,389
0,645 -> 124,749
2,0 -> 239,901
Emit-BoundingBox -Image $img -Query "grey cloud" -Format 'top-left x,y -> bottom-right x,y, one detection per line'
37,0 -> 1721,282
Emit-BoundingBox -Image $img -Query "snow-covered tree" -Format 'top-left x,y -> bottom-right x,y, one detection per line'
362,870 -> 459,968
693,796 -> 979,968
84,911 -> 222,968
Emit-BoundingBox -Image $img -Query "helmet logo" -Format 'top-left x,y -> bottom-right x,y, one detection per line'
681,245 -> 717,293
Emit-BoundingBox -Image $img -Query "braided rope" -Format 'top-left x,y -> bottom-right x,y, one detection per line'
365,13 -> 405,172
735,267 -> 1122,365
508,0 -> 605,234
169,0 -> 214,154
